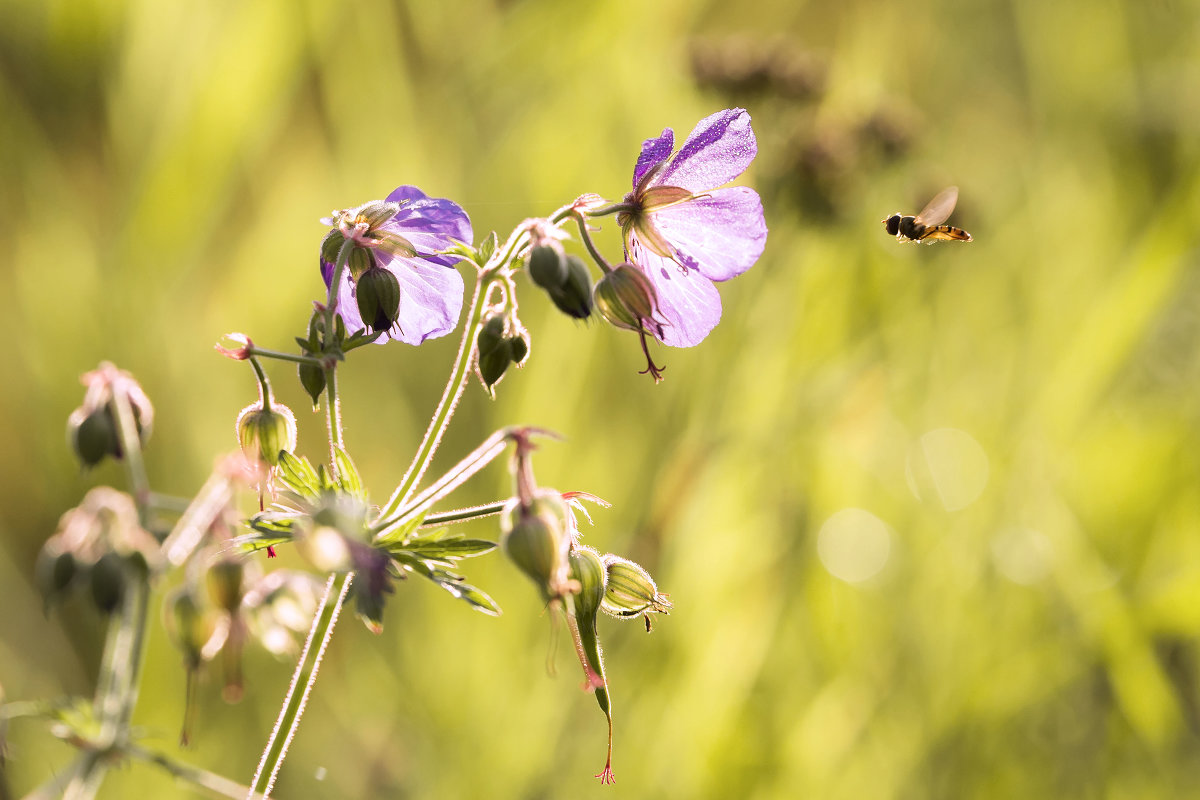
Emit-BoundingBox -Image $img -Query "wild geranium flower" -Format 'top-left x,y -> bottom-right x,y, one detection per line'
321,186 -> 473,345
617,108 -> 767,350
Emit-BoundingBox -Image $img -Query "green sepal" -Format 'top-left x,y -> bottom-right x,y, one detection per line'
640,185 -> 696,212
477,231 -> 498,265
333,447 -> 365,498
274,451 -> 322,499
320,229 -> 345,265
373,231 -> 417,259
346,245 -> 376,281
359,200 -> 403,228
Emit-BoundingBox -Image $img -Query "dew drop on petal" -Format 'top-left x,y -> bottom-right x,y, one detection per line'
905,428 -> 990,511
817,508 -> 891,584
990,527 -> 1054,585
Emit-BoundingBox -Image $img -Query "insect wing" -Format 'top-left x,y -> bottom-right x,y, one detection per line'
913,186 -> 958,228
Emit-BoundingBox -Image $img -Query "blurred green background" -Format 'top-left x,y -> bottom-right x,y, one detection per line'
4,0 -> 1200,797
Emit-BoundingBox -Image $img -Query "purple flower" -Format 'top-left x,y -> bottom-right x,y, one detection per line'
321,186 -> 473,345
619,108 -> 767,348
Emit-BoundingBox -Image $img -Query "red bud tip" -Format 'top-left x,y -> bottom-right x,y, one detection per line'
215,333 -> 253,360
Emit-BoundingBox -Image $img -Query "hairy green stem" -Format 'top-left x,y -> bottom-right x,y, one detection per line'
246,347 -> 324,366
420,500 -> 507,526
248,357 -> 273,410
248,572 -> 353,799
324,362 -> 343,472
376,268 -> 496,524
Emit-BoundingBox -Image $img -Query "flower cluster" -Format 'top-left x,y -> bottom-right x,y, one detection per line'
24,107 -> 765,800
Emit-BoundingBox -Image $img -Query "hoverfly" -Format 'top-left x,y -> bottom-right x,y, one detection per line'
883,185 -> 972,243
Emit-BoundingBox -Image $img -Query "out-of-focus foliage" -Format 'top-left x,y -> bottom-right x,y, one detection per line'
3,0 -> 1200,797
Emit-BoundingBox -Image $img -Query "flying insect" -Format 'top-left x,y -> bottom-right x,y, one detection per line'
883,186 -> 972,243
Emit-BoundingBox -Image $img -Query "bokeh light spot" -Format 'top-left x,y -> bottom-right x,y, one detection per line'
817,508 -> 892,584
991,527 -> 1054,585
905,427 -> 990,511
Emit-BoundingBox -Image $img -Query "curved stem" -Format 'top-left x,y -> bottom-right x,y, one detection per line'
572,212 -> 615,274
248,356 -> 273,410
248,572 -> 353,799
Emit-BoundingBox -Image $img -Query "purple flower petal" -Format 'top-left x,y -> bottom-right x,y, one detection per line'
632,127 -> 674,188
657,108 -> 757,194
321,186 -> 471,345
650,186 -> 767,282
330,255 -> 465,345
384,186 -> 473,268
629,238 -> 722,348
383,255 -> 466,345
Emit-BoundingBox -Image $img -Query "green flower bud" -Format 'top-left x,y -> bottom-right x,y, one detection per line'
298,361 -> 326,410
206,558 -> 245,614
508,332 -> 530,366
500,491 -> 571,600
546,255 -> 593,319
476,314 -> 512,391
528,243 -> 567,290
68,406 -> 119,468
478,339 -> 513,389
35,542 -> 77,610
601,554 -> 672,619
236,401 -> 297,468
89,551 -> 126,614
594,263 -> 657,332
355,266 -> 401,333
67,401 -> 151,468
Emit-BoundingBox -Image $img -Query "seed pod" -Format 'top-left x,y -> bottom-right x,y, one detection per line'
567,545 -> 615,784
500,491 -> 571,600
594,263 -> 657,332
601,554 -> 672,618
236,401 -> 297,468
